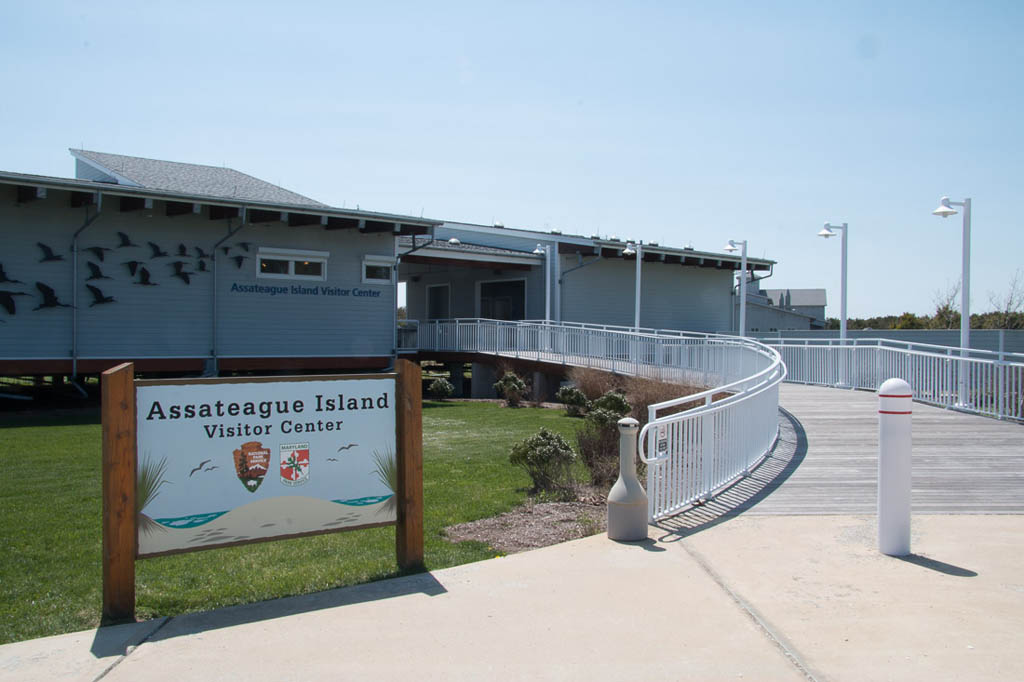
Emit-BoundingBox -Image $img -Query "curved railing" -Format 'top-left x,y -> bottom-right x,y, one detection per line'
401,319 -> 786,521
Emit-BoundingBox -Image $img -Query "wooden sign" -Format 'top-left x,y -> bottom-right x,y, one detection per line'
101,360 -> 423,621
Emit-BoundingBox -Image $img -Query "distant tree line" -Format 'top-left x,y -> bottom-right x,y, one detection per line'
825,271 -> 1023,331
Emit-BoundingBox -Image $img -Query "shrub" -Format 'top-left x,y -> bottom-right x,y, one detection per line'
508,428 -> 577,493
566,367 -> 623,401
576,417 -> 620,488
555,386 -> 589,417
428,377 -> 454,400
622,376 -> 709,425
494,371 -> 528,407
591,390 -> 630,417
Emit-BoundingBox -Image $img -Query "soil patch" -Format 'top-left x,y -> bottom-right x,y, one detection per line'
444,492 -> 608,555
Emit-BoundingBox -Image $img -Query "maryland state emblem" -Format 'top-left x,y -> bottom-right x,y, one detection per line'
280,442 -> 310,486
232,441 -> 271,493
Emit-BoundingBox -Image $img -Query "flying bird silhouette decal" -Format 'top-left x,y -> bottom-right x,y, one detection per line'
221,246 -> 231,256
0,264 -> 24,285
85,262 -> 111,281
189,459 -> 212,477
148,242 -> 169,258
169,261 -> 193,284
195,246 -> 210,259
85,284 -> 115,307
135,267 -> 158,286
196,260 -> 209,273
36,243 -> 64,263
177,243 -> 189,257
34,282 -> 71,310
123,260 -> 144,276
0,290 -> 29,315
83,246 -> 111,262
231,255 -> 248,269
116,231 -> 139,248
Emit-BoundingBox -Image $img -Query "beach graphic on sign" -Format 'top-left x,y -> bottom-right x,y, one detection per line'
138,495 -> 395,555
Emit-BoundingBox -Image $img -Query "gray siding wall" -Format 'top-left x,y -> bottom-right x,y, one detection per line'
560,256 -> 732,332
403,263 -> 545,321
0,186 -> 395,361
737,301 -> 813,333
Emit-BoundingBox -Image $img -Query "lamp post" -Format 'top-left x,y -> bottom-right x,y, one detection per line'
818,223 -> 849,387
932,196 -> 972,407
533,243 -> 551,321
724,239 -> 748,336
623,242 -> 642,330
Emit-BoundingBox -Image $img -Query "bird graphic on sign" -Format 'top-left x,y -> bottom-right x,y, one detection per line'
190,459 -> 212,477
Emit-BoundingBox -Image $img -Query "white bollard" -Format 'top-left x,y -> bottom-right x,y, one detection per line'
878,378 -> 912,556
607,417 -> 649,541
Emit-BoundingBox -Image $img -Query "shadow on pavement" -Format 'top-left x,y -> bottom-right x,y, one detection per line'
896,553 -> 978,577
91,570 -> 447,654
653,407 -> 808,542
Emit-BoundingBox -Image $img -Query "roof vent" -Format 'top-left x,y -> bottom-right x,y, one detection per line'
609,235 -> 620,242
493,221 -> 504,228
649,241 -> 659,246
550,229 -> 561,235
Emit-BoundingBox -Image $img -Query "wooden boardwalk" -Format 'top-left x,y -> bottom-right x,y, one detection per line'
655,383 -> 1024,533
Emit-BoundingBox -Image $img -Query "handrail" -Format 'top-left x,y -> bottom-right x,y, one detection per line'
402,318 -> 786,521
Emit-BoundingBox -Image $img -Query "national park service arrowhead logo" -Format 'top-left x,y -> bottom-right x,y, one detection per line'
280,442 -> 310,487
233,441 -> 270,493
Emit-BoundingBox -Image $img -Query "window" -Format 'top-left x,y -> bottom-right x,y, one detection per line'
363,255 -> 395,284
257,247 -> 328,281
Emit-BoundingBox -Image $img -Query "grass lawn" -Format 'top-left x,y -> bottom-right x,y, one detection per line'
0,400 -> 585,644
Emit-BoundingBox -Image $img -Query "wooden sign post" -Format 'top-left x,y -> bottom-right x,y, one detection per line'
101,360 -> 424,622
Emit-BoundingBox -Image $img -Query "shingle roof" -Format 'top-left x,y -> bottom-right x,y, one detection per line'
70,149 -> 326,207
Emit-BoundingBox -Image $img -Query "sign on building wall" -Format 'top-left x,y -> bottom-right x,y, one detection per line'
135,376 -> 397,557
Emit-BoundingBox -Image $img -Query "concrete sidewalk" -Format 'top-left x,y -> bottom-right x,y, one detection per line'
3,513 -> 1022,681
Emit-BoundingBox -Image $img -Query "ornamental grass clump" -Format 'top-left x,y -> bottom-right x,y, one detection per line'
494,371 -> 528,407
428,377 -> 454,400
508,428 -> 577,493
555,385 -> 589,417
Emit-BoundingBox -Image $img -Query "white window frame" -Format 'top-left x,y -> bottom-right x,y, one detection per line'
256,247 -> 329,282
362,255 -> 396,285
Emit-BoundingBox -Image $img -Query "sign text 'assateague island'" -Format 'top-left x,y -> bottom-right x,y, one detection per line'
135,376 -> 396,557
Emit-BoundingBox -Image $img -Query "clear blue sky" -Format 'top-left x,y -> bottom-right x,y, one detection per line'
3,1 -> 1021,318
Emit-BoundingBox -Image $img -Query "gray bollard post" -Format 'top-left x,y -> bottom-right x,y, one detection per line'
878,377 -> 912,556
607,417 -> 649,541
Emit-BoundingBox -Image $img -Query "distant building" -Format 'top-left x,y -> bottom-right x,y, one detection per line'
729,282 -> 825,333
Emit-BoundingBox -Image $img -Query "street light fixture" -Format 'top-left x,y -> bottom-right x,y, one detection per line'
819,222 -> 849,387
723,239 -> 748,336
932,195 -> 972,407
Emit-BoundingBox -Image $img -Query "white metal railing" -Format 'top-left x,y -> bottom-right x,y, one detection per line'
401,319 -> 786,521
762,337 -> 1024,422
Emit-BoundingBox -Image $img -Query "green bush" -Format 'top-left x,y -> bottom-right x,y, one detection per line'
428,377 -> 454,400
494,371 -> 528,407
508,428 -> 577,492
555,386 -> 589,417
591,390 -> 630,416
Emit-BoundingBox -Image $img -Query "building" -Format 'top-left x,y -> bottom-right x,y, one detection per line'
401,222 -> 775,333
0,150 -> 438,379
733,283 -> 825,333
